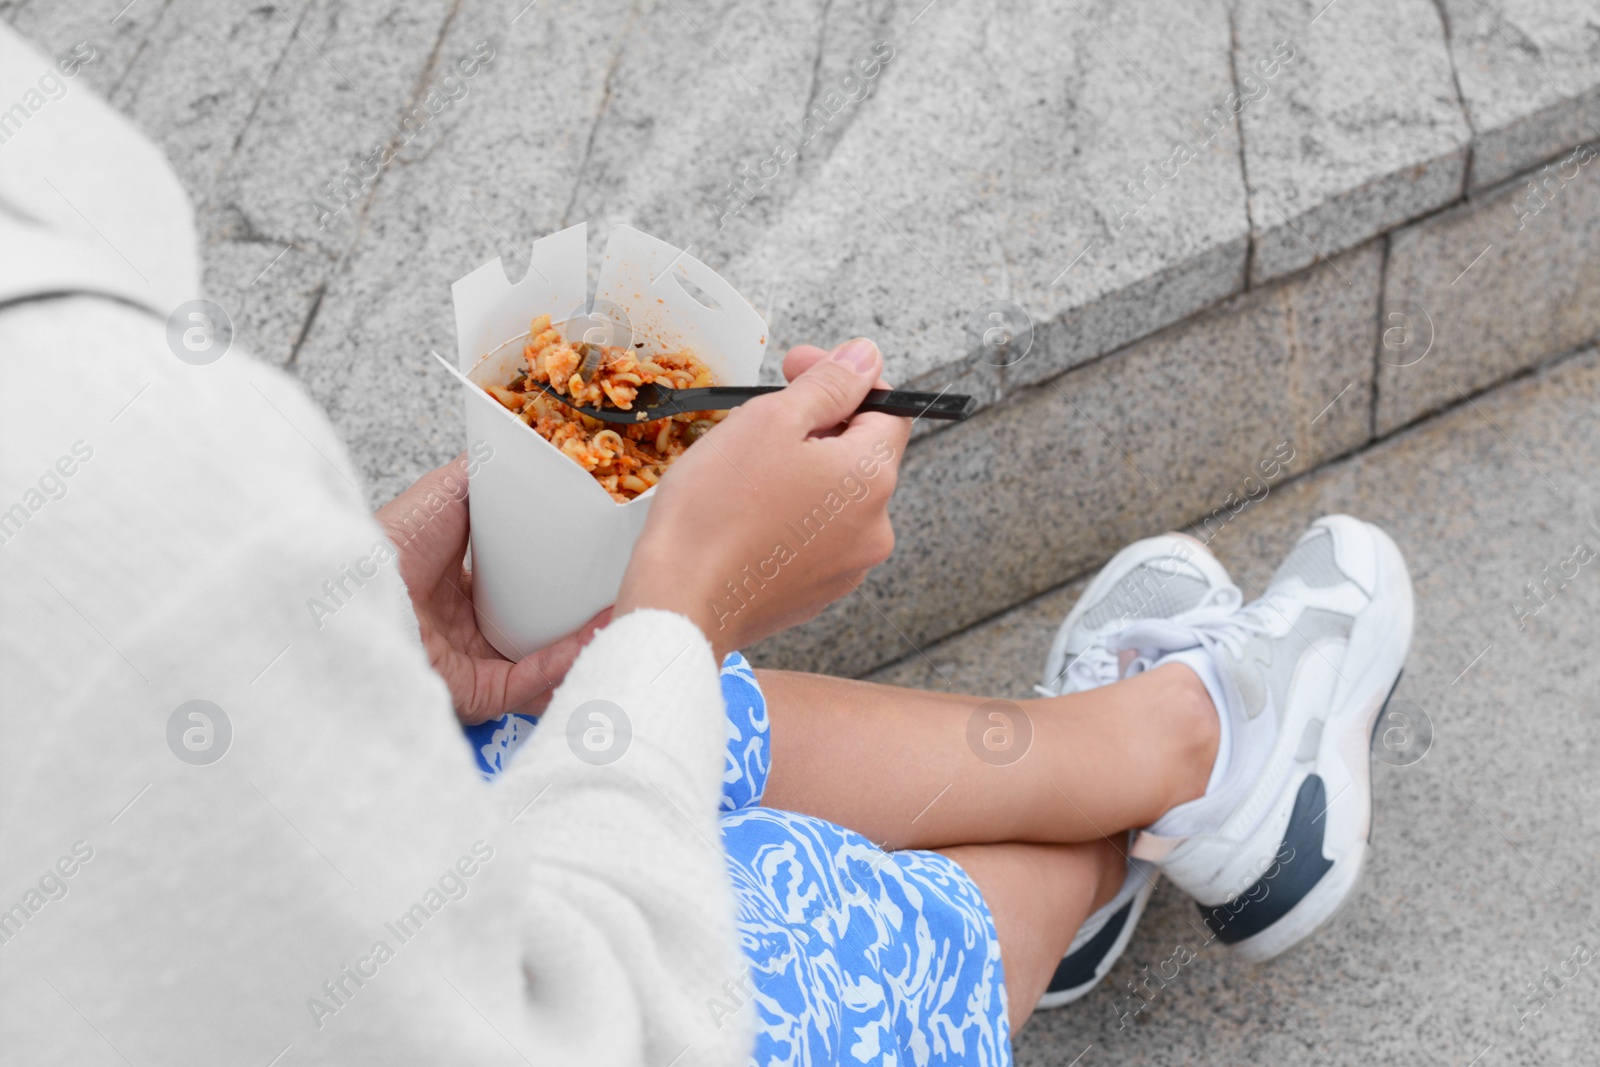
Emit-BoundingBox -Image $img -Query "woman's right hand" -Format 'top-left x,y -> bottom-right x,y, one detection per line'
614,338 -> 910,660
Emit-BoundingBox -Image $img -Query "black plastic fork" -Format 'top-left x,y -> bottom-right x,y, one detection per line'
533,381 -> 976,423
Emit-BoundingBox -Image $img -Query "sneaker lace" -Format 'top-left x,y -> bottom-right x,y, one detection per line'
1042,645 -> 1120,697
1117,584 -> 1291,666
1036,583 -> 1245,696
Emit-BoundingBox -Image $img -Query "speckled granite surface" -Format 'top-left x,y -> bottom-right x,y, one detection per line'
872,345 -> 1600,1067
5,0 -> 1597,670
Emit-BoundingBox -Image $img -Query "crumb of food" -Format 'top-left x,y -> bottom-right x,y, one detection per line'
482,313 -> 725,503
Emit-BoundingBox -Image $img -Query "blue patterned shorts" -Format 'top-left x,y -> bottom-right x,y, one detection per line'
464,653 -> 1011,1066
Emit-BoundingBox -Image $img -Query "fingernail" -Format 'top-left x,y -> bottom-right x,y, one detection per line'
832,338 -> 879,373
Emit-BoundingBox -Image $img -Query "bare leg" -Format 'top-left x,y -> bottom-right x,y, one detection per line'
940,837 -> 1128,1033
758,663 -> 1217,850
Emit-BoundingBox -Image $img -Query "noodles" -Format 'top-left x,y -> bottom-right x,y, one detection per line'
483,313 -> 727,503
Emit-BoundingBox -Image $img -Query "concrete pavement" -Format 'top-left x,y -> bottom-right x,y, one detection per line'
871,344 -> 1600,1066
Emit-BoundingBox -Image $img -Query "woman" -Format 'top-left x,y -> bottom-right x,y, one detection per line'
0,23 -> 1411,1064
408,341 -> 1413,1064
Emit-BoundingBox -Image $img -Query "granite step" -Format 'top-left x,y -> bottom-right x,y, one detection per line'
754,145 -> 1600,674
4,0 -> 1598,675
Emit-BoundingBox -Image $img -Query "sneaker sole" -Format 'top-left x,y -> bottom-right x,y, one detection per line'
1036,873 -> 1158,1009
1201,517 -> 1414,963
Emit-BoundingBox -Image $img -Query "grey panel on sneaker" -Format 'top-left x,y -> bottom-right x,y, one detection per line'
1216,608 -> 1354,721
1078,568 -> 1211,630
1270,530 -> 1349,589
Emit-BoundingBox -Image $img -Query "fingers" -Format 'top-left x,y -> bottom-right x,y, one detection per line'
383,453 -> 472,517
837,402 -> 912,461
784,342 -> 892,389
505,606 -> 613,715
779,340 -> 907,496
776,338 -> 883,433
504,646 -> 574,715
782,341 -> 894,440
833,351 -> 911,461
375,452 -> 474,584
782,345 -> 830,382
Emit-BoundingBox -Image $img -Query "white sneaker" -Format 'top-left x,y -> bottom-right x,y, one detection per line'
1036,833 -> 1158,1010
1035,533 -> 1241,1008
1037,533 -> 1242,699
1121,516 -> 1414,963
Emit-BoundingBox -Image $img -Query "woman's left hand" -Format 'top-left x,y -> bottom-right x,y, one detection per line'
377,454 -> 609,725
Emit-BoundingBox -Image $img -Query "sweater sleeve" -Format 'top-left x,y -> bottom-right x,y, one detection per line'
0,24 -> 752,1056
0,296 -> 752,1067
501,608 -> 753,1065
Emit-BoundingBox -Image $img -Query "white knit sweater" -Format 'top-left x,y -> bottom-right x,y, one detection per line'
0,24 -> 751,1067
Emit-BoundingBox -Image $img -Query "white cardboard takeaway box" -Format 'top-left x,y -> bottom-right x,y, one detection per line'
436,223 -> 768,659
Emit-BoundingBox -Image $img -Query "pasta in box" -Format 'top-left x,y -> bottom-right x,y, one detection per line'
438,223 -> 768,657
485,317 -> 729,503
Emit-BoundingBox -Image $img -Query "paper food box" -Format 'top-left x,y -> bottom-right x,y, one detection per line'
436,223 -> 768,658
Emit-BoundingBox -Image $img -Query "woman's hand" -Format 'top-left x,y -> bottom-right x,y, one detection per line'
614,338 -> 911,660
377,456 -> 609,724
